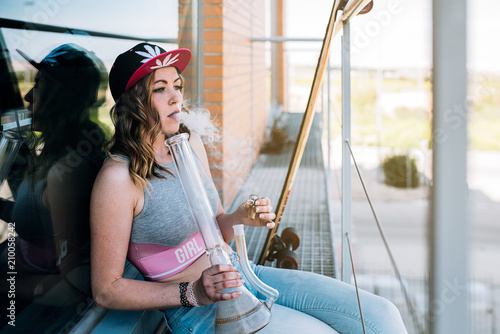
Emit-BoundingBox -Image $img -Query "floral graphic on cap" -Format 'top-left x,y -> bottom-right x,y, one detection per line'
135,44 -> 180,70
136,45 -> 162,63
150,53 -> 180,70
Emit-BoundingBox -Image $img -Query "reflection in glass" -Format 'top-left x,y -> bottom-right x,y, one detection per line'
0,43 -> 107,331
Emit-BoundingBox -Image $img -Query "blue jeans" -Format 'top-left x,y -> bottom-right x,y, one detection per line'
163,261 -> 407,333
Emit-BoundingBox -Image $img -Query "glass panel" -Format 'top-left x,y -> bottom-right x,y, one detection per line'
0,32 -> 107,333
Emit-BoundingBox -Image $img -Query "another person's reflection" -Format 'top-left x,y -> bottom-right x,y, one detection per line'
0,44 -> 106,306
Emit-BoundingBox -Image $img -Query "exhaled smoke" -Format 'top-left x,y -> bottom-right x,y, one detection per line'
178,106 -> 221,144
179,105 -> 267,207
224,137 -> 258,192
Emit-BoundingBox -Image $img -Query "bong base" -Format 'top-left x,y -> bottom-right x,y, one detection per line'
215,299 -> 271,334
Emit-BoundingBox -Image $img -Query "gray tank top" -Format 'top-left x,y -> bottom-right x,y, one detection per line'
110,149 -> 219,247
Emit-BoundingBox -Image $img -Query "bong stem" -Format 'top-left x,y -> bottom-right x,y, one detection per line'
165,133 -> 229,265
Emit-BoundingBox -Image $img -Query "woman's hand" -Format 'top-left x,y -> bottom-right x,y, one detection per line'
193,264 -> 245,305
240,196 -> 276,229
214,195 -> 276,243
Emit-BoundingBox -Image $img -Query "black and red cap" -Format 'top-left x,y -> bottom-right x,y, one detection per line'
17,43 -> 105,105
109,43 -> 191,101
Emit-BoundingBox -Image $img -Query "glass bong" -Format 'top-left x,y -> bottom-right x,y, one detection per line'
166,133 -> 279,333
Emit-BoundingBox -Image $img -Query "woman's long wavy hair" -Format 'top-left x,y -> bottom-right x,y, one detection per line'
29,71 -> 104,184
106,68 -> 190,191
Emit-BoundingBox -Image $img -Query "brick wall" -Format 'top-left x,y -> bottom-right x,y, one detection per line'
178,0 -> 267,208
201,0 -> 267,208
277,0 -> 287,108
178,0 -> 197,97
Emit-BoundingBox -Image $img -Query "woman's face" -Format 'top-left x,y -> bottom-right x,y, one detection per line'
24,71 -> 43,130
150,66 -> 183,135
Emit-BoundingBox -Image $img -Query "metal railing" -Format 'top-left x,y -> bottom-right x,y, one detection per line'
0,18 -> 177,44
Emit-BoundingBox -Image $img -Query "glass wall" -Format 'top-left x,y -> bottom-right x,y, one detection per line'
0,1 -> 195,332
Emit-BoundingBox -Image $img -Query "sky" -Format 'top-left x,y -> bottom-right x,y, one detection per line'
284,0 -> 500,73
0,0 -> 179,67
282,0 -> 431,69
1,0 -> 499,73
0,0 -> 178,37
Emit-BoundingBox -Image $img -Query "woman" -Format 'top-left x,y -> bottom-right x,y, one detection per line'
1,44 -> 105,272
90,43 -> 407,333
0,44 -> 105,324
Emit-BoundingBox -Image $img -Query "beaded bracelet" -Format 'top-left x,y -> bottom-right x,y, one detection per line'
179,282 -> 192,307
188,281 -> 199,307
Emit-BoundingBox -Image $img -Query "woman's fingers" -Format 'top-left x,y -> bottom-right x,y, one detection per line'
265,221 -> 276,229
254,196 -> 270,206
255,198 -> 276,228
204,264 -> 238,276
252,197 -> 275,226
218,289 -> 242,301
196,265 -> 244,304
241,195 -> 276,229
257,211 -> 276,220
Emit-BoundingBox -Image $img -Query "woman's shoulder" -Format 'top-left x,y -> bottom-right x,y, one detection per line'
188,132 -> 207,157
96,156 -> 134,189
188,131 -> 203,147
91,155 -> 143,209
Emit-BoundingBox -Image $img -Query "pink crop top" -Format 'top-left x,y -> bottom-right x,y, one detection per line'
128,232 -> 205,281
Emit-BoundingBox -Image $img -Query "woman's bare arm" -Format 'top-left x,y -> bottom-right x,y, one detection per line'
90,159 -> 178,310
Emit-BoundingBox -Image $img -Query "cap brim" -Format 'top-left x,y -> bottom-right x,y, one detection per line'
125,48 -> 191,91
16,49 -> 43,71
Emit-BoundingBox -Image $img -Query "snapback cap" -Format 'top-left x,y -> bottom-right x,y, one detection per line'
17,43 -> 103,105
109,43 -> 191,101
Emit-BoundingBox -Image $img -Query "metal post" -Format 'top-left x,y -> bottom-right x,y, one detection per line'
327,53 -> 332,173
250,1 -> 254,149
196,0 -> 204,106
341,20 -> 352,284
429,0 -> 469,332
326,48 -> 340,278
376,69 -> 383,182
270,0 -> 279,109
321,81 -> 325,116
